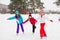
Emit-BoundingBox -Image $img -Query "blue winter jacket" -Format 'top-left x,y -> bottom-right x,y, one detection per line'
7,15 -> 23,24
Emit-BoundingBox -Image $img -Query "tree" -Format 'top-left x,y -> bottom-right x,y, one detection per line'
8,0 -> 44,14
54,0 -> 60,6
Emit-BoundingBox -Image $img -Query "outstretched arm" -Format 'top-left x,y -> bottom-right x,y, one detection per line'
23,19 -> 29,24
7,16 -> 15,20
45,16 -> 53,22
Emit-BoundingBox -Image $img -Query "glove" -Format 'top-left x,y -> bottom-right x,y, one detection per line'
50,20 -> 53,22
58,19 -> 60,21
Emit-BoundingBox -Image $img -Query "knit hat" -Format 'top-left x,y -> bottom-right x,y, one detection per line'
29,13 -> 32,16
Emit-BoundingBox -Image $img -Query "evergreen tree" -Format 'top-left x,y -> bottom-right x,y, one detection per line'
54,0 -> 60,6
8,0 -> 44,14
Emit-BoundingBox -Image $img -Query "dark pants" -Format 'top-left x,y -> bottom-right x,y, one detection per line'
32,25 -> 36,33
16,23 -> 24,34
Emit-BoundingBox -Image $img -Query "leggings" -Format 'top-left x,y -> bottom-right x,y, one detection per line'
16,23 -> 24,34
40,23 -> 47,37
32,25 -> 36,33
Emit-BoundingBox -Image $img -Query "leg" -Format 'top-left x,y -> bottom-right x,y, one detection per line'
43,29 -> 47,37
16,23 -> 19,34
32,25 -> 36,33
40,29 -> 43,39
40,23 -> 46,39
20,24 -> 24,33
42,23 -> 47,37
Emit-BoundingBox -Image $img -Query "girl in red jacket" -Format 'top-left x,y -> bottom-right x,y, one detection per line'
38,9 -> 53,39
23,13 -> 37,33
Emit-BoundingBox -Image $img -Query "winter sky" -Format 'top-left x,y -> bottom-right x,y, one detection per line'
0,0 -> 60,11
0,0 -> 10,5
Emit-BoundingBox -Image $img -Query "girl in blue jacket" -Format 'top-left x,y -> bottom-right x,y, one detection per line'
7,9 -> 24,34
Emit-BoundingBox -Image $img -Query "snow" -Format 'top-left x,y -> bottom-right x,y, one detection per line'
0,13 -> 60,40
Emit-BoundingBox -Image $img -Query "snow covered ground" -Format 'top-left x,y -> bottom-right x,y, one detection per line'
0,13 -> 60,40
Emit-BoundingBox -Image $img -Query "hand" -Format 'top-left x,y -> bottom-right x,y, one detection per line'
7,19 -> 8,20
7,18 -> 9,20
58,19 -> 60,21
50,20 -> 53,22
22,22 -> 26,24
22,19 -> 29,24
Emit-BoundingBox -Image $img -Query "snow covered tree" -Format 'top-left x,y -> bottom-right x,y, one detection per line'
8,0 -> 44,14
54,0 -> 60,6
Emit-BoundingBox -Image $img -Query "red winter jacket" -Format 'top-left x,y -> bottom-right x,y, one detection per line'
23,17 -> 37,25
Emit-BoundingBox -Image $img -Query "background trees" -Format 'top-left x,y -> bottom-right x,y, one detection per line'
8,0 -> 44,14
